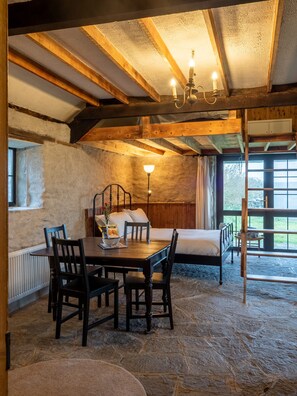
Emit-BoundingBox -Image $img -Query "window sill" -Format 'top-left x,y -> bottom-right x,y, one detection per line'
9,207 -> 43,212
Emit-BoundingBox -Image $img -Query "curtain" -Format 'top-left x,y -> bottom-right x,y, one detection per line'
195,156 -> 216,229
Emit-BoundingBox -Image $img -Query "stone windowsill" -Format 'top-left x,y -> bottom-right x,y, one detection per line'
9,207 -> 43,212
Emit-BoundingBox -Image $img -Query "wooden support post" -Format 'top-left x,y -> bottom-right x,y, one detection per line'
0,0 -> 8,392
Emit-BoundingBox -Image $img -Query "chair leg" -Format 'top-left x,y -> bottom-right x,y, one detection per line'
97,295 -> 102,308
167,288 -> 174,330
55,293 -> 63,339
78,298 -> 83,320
162,290 -> 167,312
48,278 -> 52,313
82,298 -> 89,347
126,288 -> 131,332
114,286 -> 119,329
105,270 -> 110,307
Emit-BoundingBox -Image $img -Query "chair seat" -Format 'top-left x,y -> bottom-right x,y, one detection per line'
125,271 -> 166,287
86,265 -> 103,276
62,276 -> 118,295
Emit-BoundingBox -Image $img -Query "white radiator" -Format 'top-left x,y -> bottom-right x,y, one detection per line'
9,244 -> 49,303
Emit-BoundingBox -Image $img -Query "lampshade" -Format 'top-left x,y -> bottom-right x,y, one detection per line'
143,165 -> 155,174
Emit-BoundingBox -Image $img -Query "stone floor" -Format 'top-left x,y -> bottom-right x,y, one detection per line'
8,254 -> 297,395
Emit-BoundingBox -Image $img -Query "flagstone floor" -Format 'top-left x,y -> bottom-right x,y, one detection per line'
8,254 -> 297,395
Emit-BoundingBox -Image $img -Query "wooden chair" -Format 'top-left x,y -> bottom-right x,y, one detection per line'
44,224 -> 102,321
44,225 -> 68,319
125,229 -> 178,331
104,221 -> 150,306
52,237 -> 119,346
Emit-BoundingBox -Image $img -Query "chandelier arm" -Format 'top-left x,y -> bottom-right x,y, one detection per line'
196,85 -> 217,105
174,86 -> 187,109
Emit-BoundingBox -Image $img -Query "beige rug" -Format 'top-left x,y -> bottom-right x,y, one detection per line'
9,358 -> 147,396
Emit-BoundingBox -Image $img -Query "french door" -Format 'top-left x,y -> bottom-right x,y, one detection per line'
217,154 -> 297,252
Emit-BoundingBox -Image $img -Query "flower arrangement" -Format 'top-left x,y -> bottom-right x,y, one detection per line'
101,202 -> 112,225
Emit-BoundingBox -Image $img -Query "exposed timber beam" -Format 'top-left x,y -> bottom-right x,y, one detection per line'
153,138 -> 185,155
139,18 -> 187,88
80,119 -> 241,141
264,142 -> 270,151
267,0 -> 285,93
205,136 -> 222,153
126,140 -> 165,155
74,85 -> 297,120
288,142 -> 296,151
202,9 -> 230,96
249,133 -> 295,143
179,136 -> 201,154
79,140 -> 151,157
27,32 -> 129,104
80,25 -> 160,102
70,86 -> 297,143
9,0 -> 265,36
8,48 -> 100,107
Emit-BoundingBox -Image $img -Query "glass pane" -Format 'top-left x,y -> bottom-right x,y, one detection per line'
223,215 -> 241,234
288,177 -> 297,189
288,195 -> 297,209
8,176 -> 13,203
288,160 -> 297,169
274,194 -> 288,209
274,177 -> 287,188
8,149 -> 14,175
223,162 -> 245,210
274,160 -> 287,169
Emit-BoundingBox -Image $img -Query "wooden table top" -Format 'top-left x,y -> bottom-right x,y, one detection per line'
32,237 -> 170,264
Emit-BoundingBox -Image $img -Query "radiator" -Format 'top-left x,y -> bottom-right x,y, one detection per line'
9,244 -> 49,304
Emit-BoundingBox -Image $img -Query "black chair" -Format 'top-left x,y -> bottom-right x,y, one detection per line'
52,237 -> 119,346
104,221 -> 150,306
125,229 -> 178,331
44,225 -> 102,320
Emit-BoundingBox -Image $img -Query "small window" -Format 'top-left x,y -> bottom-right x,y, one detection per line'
8,148 -> 16,206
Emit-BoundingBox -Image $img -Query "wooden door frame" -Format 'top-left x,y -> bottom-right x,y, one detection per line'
0,0 -> 8,393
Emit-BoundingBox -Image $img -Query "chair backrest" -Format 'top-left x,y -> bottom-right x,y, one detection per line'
163,229 -> 178,285
124,221 -> 150,243
44,224 -> 68,248
52,237 -> 89,293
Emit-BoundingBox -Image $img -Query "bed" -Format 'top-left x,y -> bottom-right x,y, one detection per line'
90,184 -> 234,284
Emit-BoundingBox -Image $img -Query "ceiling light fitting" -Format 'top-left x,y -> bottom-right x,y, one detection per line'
170,50 -> 218,109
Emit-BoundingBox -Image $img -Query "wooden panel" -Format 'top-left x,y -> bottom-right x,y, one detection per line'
247,106 -> 297,135
0,0 -> 8,390
85,202 -> 196,236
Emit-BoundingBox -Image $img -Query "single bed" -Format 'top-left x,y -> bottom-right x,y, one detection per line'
90,184 -> 234,284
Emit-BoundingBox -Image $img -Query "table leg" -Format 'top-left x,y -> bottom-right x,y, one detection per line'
49,257 -> 58,321
143,266 -> 153,333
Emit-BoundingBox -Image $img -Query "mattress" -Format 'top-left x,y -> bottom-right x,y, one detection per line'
150,228 -> 221,257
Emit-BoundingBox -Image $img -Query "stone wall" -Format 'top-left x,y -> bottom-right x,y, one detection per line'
131,155 -> 197,204
8,109 -> 197,252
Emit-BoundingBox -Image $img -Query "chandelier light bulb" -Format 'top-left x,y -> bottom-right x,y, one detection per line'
211,71 -> 218,91
170,78 -> 177,99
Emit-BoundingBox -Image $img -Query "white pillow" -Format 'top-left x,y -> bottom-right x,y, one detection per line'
109,212 -> 133,237
95,214 -> 105,227
123,208 -> 149,223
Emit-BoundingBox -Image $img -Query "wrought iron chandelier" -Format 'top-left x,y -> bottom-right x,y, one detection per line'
170,50 -> 219,109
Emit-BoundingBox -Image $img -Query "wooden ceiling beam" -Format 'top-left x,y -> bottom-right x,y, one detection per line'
264,142 -> 270,151
74,85 -> 297,122
81,25 -> 160,102
237,135 -> 244,153
80,118 -> 241,141
267,0 -> 285,93
126,140 -> 165,155
249,133 -> 295,143
288,142 -> 296,151
152,138 -> 185,155
27,32 -> 129,104
8,48 -> 100,107
178,137 -> 201,154
205,136 -> 222,154
139,18 -> 187,89
202,9 -> 230,97
9,0 -> 264,36
79,140 -> 150,157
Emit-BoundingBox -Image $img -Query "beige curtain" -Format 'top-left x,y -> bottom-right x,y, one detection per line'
195,156 -> 216,229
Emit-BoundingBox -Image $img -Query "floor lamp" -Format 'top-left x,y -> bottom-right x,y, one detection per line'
143,165 -> 155,217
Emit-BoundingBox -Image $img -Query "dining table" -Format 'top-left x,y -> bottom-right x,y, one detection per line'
31,237 -> 170,332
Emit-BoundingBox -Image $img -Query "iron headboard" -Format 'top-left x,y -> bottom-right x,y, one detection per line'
92,184 -> 132,236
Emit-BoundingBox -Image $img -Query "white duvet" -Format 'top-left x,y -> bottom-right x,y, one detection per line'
150,228 -> 221,257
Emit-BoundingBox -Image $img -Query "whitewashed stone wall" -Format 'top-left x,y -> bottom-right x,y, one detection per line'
8,110 -> 197,251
